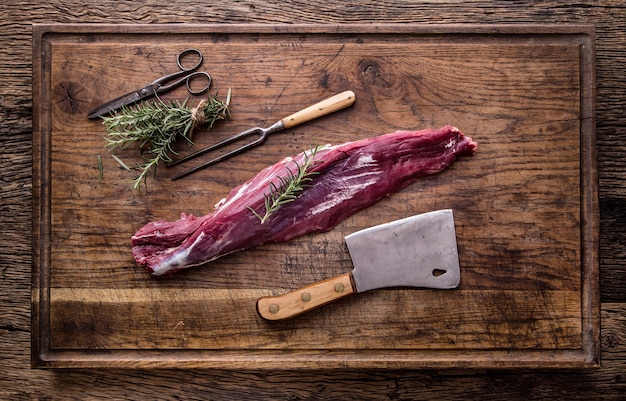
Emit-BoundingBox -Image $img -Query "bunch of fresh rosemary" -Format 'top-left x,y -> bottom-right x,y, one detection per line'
249,146 -> 320,224
102,89 -> 231,191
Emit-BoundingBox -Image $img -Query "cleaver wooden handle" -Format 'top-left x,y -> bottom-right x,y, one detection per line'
257,272 -> 356,321
280,90 -> 355,129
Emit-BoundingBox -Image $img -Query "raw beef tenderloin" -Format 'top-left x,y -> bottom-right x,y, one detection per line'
132,125 -> 477,275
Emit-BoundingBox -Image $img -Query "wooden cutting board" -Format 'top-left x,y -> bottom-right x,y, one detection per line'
32,24 -> 598,369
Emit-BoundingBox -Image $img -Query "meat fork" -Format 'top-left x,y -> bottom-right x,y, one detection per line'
168,90 -> 355,180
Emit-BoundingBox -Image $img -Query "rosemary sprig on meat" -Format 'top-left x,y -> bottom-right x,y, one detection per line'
102,89 -> 231,191
249,146 -> 320,224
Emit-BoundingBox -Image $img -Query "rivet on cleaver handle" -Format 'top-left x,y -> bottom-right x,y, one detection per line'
257,209 -> 460,321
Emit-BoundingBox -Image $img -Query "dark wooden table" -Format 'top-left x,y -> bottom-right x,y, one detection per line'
2,1 -> 624,399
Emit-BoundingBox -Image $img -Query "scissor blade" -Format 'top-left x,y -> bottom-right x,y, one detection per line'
87,85 -> 157,119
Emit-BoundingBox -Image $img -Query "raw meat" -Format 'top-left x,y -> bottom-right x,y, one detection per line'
132,125 -> 477,275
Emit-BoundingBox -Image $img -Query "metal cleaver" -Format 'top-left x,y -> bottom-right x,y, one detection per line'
257,209 -> 461,320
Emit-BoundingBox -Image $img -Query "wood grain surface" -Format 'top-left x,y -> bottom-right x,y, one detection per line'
32,24 -> 596,369
2,0 -> 626,400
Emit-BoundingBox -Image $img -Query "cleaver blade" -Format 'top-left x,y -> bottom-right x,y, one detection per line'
257,209 -> 460,321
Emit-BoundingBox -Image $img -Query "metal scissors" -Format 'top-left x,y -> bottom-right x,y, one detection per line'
87,48 -> 211,119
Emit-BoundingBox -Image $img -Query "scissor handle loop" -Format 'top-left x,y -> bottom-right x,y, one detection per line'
154,49 -> 211,95
177,48 -> 203,71
185,71 -> 212,95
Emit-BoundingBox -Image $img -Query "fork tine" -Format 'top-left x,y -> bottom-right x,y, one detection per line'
170,132 -> 266,180
167,127 -> 264,168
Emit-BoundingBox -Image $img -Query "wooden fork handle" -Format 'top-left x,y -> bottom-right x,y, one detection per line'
280,90 -> 355,129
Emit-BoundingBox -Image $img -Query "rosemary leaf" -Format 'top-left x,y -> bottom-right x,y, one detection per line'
111,154 -> 131,171
249,146 -> 320,224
